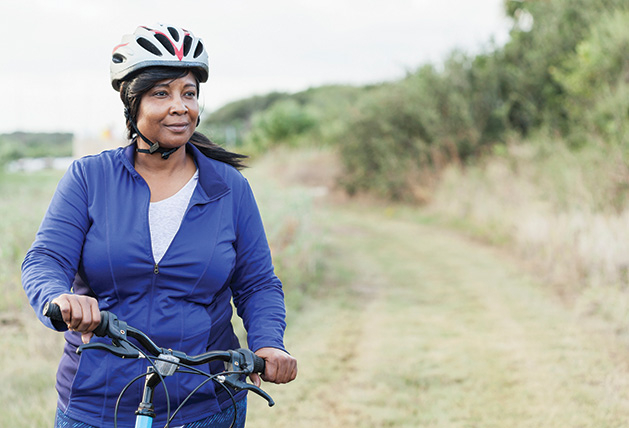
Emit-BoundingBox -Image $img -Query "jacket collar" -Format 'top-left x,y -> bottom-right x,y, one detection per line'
121,142 -> 231,204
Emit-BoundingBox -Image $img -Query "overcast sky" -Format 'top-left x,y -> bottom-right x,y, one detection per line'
0,0 -> 511,136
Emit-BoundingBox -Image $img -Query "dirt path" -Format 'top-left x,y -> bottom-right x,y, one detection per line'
246,179 -> 629,427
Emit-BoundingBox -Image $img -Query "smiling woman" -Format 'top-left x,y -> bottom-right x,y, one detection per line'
136,73 -> 199,149
124,69 -> 203,202
21,23 -> 297,428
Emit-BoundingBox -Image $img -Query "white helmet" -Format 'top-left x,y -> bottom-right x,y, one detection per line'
110,24 -> 209,91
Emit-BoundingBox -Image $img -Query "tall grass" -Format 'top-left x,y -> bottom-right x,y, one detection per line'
0,170 -> 63,311
0,170 -> 66,426
243,147 -> 330,313
428,138 -> 629,328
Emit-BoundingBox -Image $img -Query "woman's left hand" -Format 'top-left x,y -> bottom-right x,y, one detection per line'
250,347 -> 297,386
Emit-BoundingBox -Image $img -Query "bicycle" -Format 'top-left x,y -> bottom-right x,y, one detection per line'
43,302 -> 274,428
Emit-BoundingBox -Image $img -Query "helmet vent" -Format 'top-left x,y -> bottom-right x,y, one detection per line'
154,33 -> 176,56
183,35 -> 192,56
193,41 -> 204,58
112,53 -> 125,64
137,37 -> 162,56
167,27 -> 180,42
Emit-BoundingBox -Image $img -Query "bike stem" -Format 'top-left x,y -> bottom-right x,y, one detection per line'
135,366 -> 161,425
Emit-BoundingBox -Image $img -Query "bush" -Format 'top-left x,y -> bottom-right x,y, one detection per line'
337,56 -> 504,202
551,8 -> 629,145
0,133 -> 73,165
246,100 -> 316,152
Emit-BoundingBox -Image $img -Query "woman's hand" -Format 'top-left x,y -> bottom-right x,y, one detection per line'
51,294 -> 100,344
250,347 -> 297,386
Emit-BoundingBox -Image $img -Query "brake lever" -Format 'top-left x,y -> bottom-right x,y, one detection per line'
78,340 -> 140,358
221,349 -> 275,407
221,374 -> 275,407
77,312 -> 140,358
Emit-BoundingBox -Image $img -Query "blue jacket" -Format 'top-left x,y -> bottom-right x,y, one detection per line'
22,143 -> 286,427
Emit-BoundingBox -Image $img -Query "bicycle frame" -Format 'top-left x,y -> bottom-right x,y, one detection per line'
135,414 -> 153,428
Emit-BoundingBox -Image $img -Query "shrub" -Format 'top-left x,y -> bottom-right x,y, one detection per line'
246,100 -> 316,152
551,8 -> 629,145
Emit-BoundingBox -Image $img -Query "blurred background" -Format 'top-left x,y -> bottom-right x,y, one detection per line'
0,0 -> 508,133
3,0 -> 629,426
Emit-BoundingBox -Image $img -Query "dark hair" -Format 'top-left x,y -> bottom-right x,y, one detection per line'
119,66 -> 247,169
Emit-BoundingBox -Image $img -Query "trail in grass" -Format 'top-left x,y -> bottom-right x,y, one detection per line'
246,153 -> 629,428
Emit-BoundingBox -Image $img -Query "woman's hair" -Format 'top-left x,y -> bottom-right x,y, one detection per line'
119,66 -> 247,169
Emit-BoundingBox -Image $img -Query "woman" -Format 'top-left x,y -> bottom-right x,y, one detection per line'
22,23 -> 297,428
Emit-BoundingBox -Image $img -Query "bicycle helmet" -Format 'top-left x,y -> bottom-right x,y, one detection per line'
110,23 -> 209,91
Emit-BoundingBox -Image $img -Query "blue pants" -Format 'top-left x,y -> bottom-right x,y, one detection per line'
54,398 -> 247,428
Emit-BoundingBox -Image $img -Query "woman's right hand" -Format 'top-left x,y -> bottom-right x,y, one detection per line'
51,294 -> 100,344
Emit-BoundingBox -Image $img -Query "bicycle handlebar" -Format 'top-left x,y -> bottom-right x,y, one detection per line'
42,301 -> 273,407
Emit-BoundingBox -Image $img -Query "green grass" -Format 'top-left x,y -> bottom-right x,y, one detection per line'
0,170 -> 63,312
428,139 -> 629,325
0,170 -> 66,427
248,200 -> 629,427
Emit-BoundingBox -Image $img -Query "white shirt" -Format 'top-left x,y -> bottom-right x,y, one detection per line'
148,170 -> 199,263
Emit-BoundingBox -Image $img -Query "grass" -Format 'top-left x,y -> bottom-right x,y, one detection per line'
247,197 -> 629,427
427,138 -> 629,328
0,170 -> 66,426
0,170 -> 62,312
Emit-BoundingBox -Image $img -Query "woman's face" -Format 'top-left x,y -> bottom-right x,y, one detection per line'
136,72 -> 199,148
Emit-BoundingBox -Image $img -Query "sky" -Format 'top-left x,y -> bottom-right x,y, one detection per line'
0,0 -> 512,137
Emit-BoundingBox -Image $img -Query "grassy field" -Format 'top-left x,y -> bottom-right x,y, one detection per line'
245,147 -> 629,427
4,148 -> 629,427
0,170 -> 66,425
429,140 -> 629,329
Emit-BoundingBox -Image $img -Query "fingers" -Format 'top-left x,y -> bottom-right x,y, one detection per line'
81,332 -> 94,344
255,347 -> 298,384
87,298 -> 101,333
249,373 -> 262,387
51,294 -> 100,335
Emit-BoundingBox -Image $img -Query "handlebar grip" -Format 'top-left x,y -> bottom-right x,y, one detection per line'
43,302 -> 110,337
43,301 -> 63,322
252,354 -> 265,374
92,311 -> 110,337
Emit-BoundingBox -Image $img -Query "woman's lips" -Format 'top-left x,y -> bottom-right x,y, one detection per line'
165,123 -> 189,132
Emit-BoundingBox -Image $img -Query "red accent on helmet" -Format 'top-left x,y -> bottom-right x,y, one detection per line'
151,29 -> 185,61
112,43 -> 129,54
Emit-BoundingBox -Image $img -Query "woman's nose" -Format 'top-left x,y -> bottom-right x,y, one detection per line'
170,96 -> 188,115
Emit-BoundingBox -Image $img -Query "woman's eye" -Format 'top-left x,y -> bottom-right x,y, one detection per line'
153,90 -> 167,97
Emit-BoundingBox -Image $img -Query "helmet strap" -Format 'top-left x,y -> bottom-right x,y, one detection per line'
125,108 -> 180,160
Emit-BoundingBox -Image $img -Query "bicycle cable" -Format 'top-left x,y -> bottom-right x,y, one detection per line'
113,342 -> 171,428
114,341 -> 246,428
166,371 -> 238,428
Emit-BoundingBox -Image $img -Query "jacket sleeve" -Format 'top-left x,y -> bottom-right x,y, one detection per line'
21,160 -> 91,330
229,178 -> 287,353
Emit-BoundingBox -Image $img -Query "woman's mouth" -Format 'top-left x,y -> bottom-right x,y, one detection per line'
164,123 -> 189,133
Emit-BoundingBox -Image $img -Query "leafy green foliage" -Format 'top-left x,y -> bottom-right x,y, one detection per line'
201,85 -> 365,150
247,100 -> 315,151
0,132 -> 73,165
202,0 -> 629,202
551,8 -> 629,146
